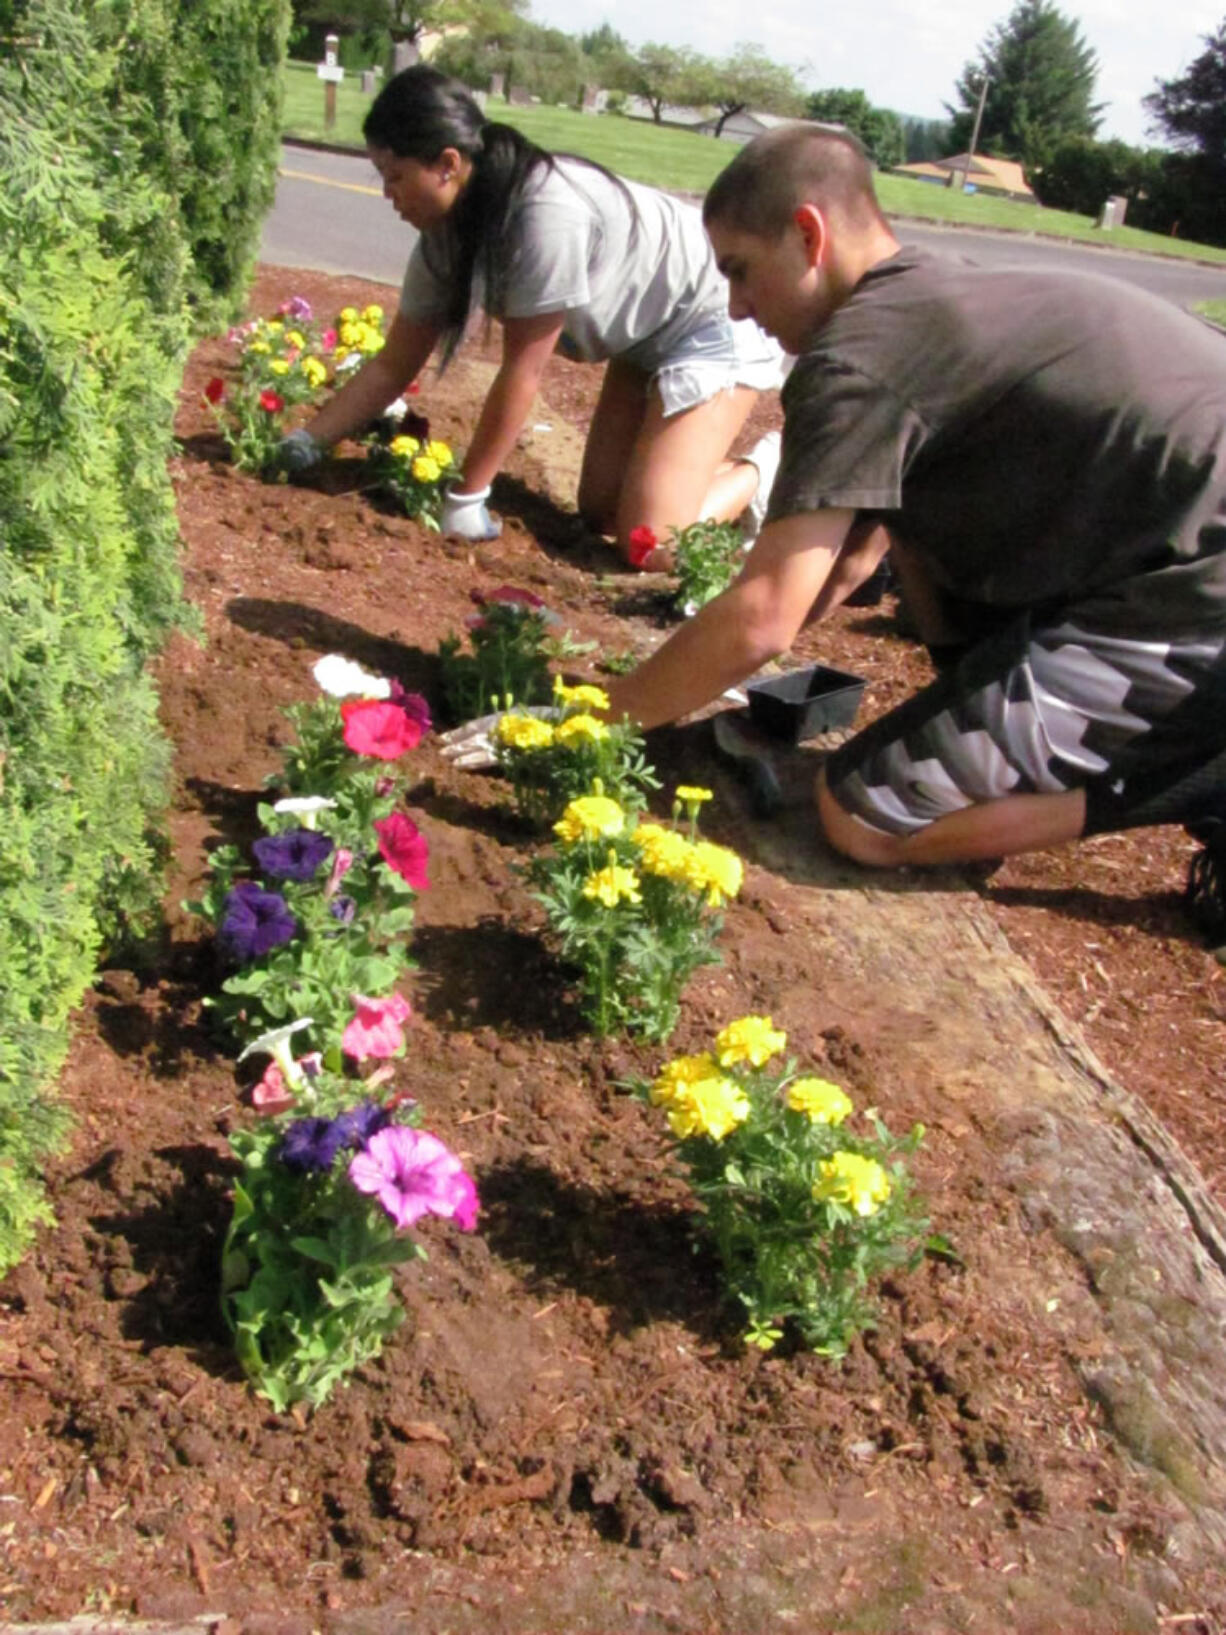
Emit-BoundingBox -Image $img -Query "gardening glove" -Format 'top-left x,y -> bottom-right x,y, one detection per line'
278,427 -> 324,475
438,705 -> 558,771
441,485 -> 502,541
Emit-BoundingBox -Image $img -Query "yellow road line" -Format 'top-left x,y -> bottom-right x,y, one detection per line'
279,166 -> 381,197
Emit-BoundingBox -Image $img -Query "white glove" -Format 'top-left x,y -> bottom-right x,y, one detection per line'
278,427 -> 324,474
441,485 -> 502,541
438,706 -> 558,770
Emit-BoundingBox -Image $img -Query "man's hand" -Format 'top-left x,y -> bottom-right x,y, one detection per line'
441,485 -> 502,541
438,705 -> 558,770
277,427 -> 324,475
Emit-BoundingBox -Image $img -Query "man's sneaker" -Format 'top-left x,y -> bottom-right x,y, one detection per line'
738,430 -> 782,547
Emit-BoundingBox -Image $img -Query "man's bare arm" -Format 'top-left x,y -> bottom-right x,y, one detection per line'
604,508 -> 857,729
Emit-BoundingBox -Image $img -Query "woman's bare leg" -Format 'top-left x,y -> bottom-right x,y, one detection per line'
577,361 -> 761,563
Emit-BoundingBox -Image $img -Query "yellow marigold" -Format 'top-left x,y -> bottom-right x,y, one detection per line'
582,862 -> 641,908
338,321 -> 361,348
362,303 -> 385,324
555,713 -> 608,745
247,339 -> 271,355
686,839 -> 743,906
339,305 -> 359,323
265,319 -> 284,333
554,794 -> 626,844
632,822 -> 692,879
667,1077 -> 750,1142
786,1077 -> 853,1125
494,714 -> 556,751
813,1152 -> 892,1217
389,434 -> 421,459
286,329 -> 306,348
649,1052 -> 721,1106
333,345 -> 351,365
716,1014 -> 787,1068
358,325 -> 385,355
269,358 -> 290,375
301,356 -> 327,389
426,439 -> 453,466
554,676 -> 610,711
411,455 -> 441,483
675,785 -> 713,805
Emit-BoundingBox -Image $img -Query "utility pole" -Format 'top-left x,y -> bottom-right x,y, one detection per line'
963,74 -> 991,193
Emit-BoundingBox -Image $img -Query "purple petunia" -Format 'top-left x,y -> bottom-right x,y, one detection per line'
348,1127 -> 479,1231
253,828 -> 335,882
279,1115 -> 348,1173
329,894 -> 357,926
218,881 -> 298,964
388,680 -> 433,734
333,1101 -> 394,1150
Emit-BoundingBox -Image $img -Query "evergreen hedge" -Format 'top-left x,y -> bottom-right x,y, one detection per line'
0,0 -> 290,1271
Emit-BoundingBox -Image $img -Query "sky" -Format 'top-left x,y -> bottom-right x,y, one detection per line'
524,0 -> 1224,147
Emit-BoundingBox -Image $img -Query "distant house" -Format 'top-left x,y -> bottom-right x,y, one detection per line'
891,153 -> 1035,202
622,98 -> 843,146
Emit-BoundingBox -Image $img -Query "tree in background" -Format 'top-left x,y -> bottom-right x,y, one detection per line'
948,0 -> 1101,173
900,114 -> 953,163
579,21 -> 635,90
806,88 -> 905,167
627,42 -> 708,122
1142,19 -> 1226,247
692,42 -> 807,137
295,0 -> 522,67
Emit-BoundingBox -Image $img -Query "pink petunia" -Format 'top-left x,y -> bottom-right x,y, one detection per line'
342,991 -> 413,1061
348,1127 -> 480,1232
251,1062 -> 296,1115
324,846 -> 354,899
470,584 -> 546,609
320,327 -> 338,352
340,698 -> 423,760
374,811 -> 430,888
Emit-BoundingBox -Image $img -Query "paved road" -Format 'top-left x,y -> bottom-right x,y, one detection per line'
263,141 -> 1226,311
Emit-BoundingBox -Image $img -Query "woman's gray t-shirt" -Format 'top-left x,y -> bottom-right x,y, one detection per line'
768,246 -> 1226,637
399,157 -> 730,371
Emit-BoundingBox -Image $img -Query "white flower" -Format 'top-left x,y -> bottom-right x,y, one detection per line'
273,795 -> 338,830
312,654 -> 391,700
237,1018 -> 316,1085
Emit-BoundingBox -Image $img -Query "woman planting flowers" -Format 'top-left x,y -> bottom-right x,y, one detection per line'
276,65 -> 783,562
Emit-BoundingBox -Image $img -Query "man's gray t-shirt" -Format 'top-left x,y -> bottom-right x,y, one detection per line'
399,157 -> 730,372
768,246 -> 1226,637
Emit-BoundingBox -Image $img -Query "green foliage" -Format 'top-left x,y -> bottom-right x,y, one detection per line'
670,518 -> 746,614
1032,135 -> 1163,218
1141,22 -> 1226,249
438,596 -> 554,725
492,687 -> 660,827
806,88 -> 905,169
528,788 -> 742,1041
691,42 -> 807,137
637,1022 -> 929,1354
222,1098 -> 425,1412
900,113 -> 952,164
949,0 -> 1102,172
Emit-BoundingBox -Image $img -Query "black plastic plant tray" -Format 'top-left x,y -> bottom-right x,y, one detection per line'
746,664 -> 867,741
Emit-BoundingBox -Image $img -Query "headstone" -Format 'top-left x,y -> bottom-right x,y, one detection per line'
508,85 -> 533,106
1098,194 -> 1128,230
580,84 -> 608,114
471,88 -> 487,112
393,39 -> 417,74
361,69 -> 376,95
490,72 -> 505,99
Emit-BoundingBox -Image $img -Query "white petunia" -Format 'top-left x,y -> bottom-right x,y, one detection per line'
237,1018 -> 316,1085
312,654 -> 391,700
273,795 -> 338,830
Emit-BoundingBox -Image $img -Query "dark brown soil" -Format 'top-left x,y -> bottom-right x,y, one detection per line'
1,266 -> 1224,1634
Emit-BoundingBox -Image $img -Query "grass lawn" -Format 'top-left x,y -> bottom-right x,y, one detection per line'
282,62 -> 1226,267
1195,299 -> 1226,327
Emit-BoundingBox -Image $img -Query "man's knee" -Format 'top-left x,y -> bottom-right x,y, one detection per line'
816,768 -> 906,867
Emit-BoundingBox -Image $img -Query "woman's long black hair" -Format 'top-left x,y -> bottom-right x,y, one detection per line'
364,65 -> 634,367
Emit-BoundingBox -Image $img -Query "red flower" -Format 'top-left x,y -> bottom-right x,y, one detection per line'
374,812 -> 430,889
203,377 -> 225,404
340,699 -> 423,760
406,379 -> 421,395
627,526 -> 658,570
258,389 -> 284,413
